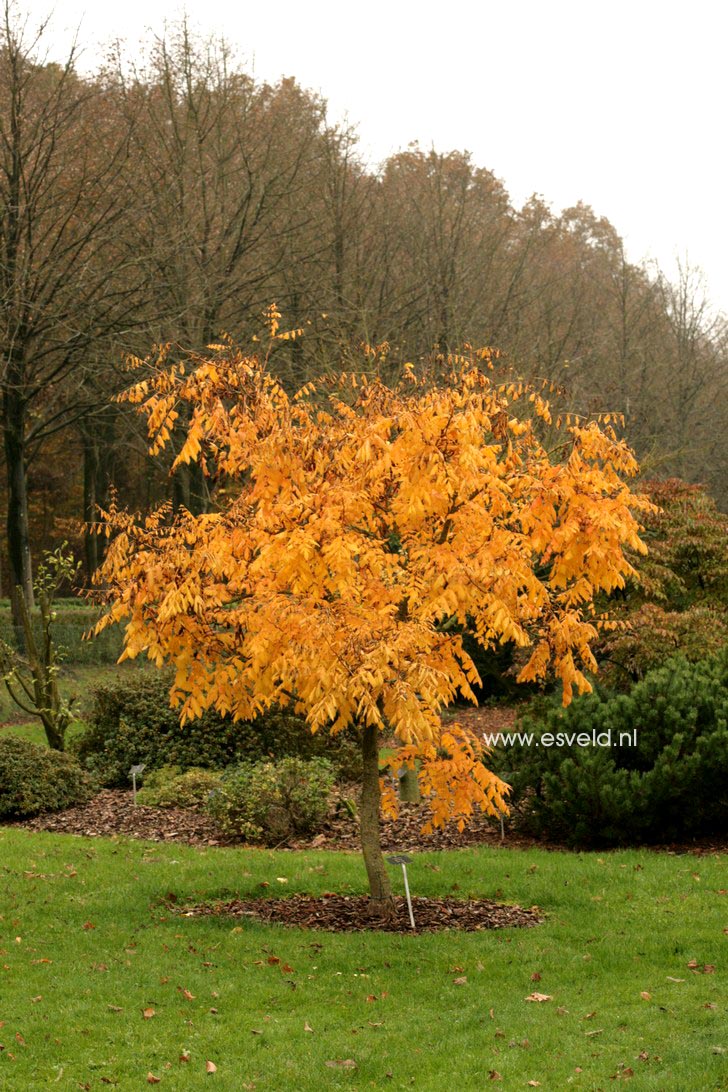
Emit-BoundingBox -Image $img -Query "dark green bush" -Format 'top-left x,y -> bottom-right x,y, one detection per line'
491,652 -> 728,846
206,756 -> 335,844
136,766 -> 224,810
0,736 -> 95,818
72,671 -> 361,786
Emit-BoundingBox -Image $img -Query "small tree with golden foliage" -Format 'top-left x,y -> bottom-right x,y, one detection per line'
96,322 -> 648,914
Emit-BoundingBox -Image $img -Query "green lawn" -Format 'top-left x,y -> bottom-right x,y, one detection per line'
0,831 -> 725,1089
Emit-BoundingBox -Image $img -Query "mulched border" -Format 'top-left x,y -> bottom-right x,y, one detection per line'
6,788 -> 727,857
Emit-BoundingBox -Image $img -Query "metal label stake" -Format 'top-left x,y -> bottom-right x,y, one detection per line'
386,853 -> 415,930
129,763 -> 146,805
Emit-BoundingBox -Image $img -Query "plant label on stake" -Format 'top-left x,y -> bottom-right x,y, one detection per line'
386,854 -> 415,930
129,763 -> 146,806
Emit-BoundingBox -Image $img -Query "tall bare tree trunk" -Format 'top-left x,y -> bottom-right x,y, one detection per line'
360,721 -> 394,916
82,430 -> 100,579
4,389 -> 33,646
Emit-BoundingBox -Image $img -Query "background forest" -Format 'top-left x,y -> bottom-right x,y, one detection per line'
1,12 -> 726,609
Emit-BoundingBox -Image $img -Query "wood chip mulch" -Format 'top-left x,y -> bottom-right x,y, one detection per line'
6,787 -> 539,850
181,893 -> 544,933
5,789 -> 225,846
7,788 -> 727,857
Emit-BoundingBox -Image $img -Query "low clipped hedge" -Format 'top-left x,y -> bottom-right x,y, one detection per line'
492,651 -> 728,846
0,736 -> 95,818
72,670 -> 361,786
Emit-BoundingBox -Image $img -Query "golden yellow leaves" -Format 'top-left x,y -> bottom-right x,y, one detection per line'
95,337 -> 649,834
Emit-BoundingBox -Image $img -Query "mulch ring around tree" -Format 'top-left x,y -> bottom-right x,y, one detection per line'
179,893 -> 544,933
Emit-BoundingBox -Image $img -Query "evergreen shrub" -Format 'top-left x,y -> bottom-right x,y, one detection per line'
0,736 -> 95,818
206,756 -> 335,844
492,652 -> 728,845
72,671 -> 361,785
135,766 -> 224,810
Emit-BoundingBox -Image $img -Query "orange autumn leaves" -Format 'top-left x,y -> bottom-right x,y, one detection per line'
96,339 -> 649,832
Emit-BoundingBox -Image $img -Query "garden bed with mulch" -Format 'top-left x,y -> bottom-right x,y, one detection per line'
7,787 -> 727,857
6,786 -> 532,850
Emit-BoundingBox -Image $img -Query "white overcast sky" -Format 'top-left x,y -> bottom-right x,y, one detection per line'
17,0 -> 728,313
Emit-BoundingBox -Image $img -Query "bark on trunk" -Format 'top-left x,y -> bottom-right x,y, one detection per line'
4,396 -> 34,647
360,721 -> 394,916
398,765 -> 421,803
82,431 -> 100,579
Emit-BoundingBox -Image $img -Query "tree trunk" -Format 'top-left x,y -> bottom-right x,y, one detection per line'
360,721 -> 394,917
4,394 -> 34,647
82,430 -> 100,579
398,765 -> 421,803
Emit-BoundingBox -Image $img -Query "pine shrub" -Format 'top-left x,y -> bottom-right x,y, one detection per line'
493,652 -> 728,845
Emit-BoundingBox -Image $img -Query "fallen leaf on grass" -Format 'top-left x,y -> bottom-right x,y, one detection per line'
640,992 -> 651,1001
488,1072 -> 502,1081
304,1022 -> 314,1033
527,1083 -> 541,1088
687,960 -> 715,973
206,1060 -> 217,1073
325,1059 -> 357,1069
180,989 -> 195,1001
142,1008 -> 155,1019
525,993 -> 552,1003
180,1051 -> 191,1063
146,1075 -> 161,1085
530,973 -> 542,982
453,977 -> 467,986
107,1005 -> 122,1013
